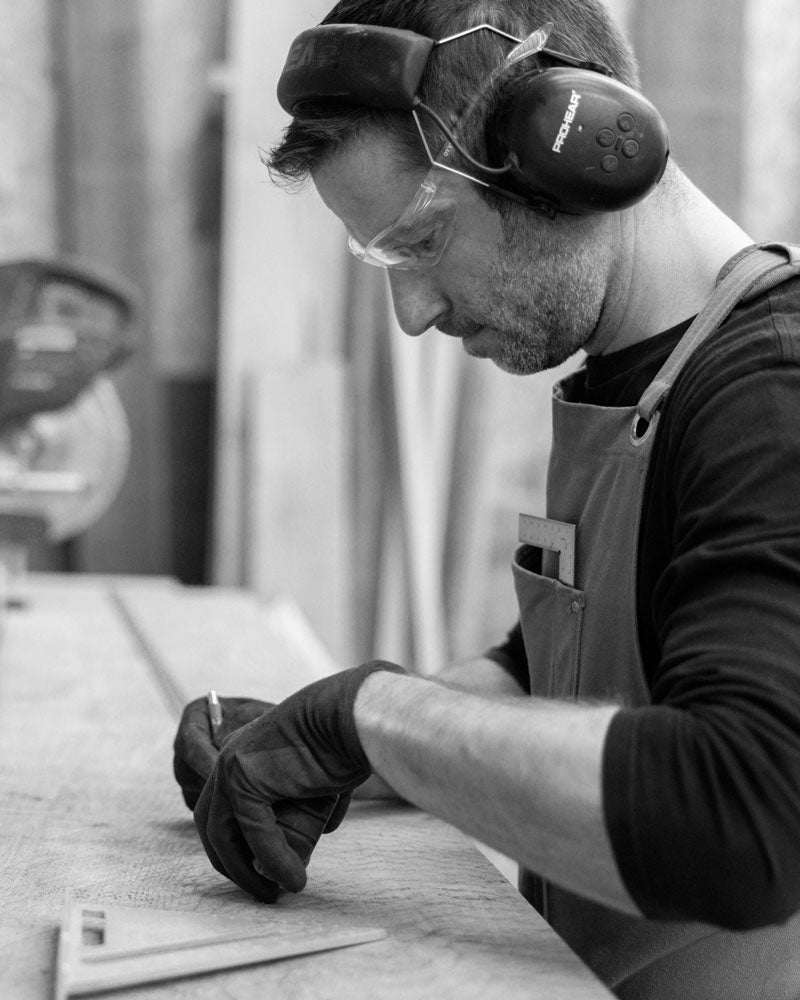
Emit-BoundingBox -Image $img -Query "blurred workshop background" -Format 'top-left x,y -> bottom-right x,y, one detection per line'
1,0 -> 798,671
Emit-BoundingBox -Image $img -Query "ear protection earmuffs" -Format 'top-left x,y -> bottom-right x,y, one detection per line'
277,23 -> 669,215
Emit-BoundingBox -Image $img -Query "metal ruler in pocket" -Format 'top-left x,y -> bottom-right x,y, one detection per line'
518,514 -> 576,587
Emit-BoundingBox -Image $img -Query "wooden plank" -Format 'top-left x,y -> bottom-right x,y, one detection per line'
0,581 -> 178,1000
113,582 -> 340,708
242,361 -> 352,666
630,1 -> 744,218
0,0 -> 57,254
55,0 -> 171,574
0,576 -> 613,999
383,303 -> 462,676
740,0 -> 800,240
212,0 -> 348,587
0,0 -> 60,572
138,0 -> 224,378
342,262 -> 392,664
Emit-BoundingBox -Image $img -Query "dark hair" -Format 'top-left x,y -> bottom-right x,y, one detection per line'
267,0 -> 640,189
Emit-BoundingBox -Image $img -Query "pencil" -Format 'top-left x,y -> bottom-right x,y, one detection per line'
206,689 -> 223,737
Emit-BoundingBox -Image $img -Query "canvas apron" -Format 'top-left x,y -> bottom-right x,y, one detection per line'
513,244 -> 800,999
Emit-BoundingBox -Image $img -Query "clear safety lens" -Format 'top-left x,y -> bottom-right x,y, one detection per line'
347,178 -> 458,270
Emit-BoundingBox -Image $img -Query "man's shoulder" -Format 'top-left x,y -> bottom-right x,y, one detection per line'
715,269 -> 800,361
665,272 -> 800,425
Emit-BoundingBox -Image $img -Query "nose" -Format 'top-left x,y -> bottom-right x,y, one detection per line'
386,269 -> 448,337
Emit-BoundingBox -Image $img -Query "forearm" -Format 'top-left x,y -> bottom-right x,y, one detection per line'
354,669 -> 640,916
434,655 -> 529,697
430,656 -> 527,697
357,657 -> 525,800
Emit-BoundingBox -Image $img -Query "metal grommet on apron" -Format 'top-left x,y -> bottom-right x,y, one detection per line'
629,413 -> 654,447
513,244 -> 800,999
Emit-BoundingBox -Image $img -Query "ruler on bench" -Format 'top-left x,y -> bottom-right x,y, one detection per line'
54,891 -> 386,998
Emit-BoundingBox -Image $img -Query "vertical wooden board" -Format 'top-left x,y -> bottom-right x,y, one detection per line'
244,361 -> 352,666
445,360 -> 565,662
343,261 -> 396,664
0,0 -> 57,254
631,1 -> 744,219
138,0 -> 225,379
740,0 -> 800,240
56,0 -> 171,574
0,0 -> 59,570
212,0 -> 349,586
385,308 -> 463,675
136,0 -> 226,581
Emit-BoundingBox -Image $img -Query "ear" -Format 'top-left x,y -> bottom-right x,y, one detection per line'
486,67 -> 669,214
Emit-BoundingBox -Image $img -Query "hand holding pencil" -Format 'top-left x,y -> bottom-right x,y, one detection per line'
172,693 -> 275,809
173,689 -> 351,902
192,661 -> 406,902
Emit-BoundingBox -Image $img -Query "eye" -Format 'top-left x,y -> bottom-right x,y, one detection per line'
413,231 -> 440,254
385,219 -> 446,258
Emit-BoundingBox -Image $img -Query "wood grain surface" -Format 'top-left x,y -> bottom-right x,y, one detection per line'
0,576 -> 612,999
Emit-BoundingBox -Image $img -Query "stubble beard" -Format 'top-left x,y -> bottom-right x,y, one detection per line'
461,217 -> 607,376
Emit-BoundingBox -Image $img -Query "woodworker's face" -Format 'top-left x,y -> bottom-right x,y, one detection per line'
314,130 -> 614,374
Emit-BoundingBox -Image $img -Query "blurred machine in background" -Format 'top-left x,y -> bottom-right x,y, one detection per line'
0,258 -> 136,601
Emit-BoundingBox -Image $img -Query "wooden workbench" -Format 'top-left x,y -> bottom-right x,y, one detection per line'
0,574 -> 612,999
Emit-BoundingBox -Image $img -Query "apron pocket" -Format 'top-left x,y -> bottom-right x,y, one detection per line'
512,544 -> 586,699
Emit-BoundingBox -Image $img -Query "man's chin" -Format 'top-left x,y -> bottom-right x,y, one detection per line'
460,327 -> 496,358
462,346 -> 536,376
458,327 -> 552,375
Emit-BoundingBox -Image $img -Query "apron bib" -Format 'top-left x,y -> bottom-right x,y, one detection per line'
513,244 -> 800,998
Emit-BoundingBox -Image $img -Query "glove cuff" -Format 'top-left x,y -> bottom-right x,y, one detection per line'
335,660 -> 407,772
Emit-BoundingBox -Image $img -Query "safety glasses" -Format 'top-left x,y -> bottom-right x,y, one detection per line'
347,176 -> 458,270
346,23 -> 556,271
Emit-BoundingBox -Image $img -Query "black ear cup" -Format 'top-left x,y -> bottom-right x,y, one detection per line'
278,25 -> 434,113
490,67 -> 670,213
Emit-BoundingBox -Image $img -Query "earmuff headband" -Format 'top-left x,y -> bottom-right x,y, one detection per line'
276,22 -> 670,215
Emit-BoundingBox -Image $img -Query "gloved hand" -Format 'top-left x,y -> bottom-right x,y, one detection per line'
173,695 -> 274,810
174,694 -> 351,901
193,660 -> 406,902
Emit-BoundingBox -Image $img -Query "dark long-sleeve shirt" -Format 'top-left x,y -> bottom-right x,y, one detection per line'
486,276 -> 800,929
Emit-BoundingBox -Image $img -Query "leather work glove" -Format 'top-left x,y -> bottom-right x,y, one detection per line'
173,694 -> 353,897
193,660 -> 406,902
173,695 -> 275,810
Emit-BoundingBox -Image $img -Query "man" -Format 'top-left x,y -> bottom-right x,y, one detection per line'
173,2 -> 800,996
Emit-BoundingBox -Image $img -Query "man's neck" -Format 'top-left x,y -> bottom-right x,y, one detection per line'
587,172 -> 753,356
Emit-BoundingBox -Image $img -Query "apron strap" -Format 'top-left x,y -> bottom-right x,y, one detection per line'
637,242 -> 800,423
